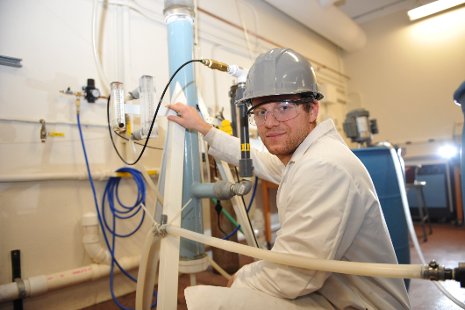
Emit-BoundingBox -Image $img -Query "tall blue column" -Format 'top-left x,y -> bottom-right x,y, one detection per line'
164,1 -> 205,260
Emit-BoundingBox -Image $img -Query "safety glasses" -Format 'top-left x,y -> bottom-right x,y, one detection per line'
247,97 -> 314,126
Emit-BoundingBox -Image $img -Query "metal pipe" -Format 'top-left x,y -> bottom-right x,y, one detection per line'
191,180 -> 252,200
10,250 -> 23,310
235,83 -> 254,178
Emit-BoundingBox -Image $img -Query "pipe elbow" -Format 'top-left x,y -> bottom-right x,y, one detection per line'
81,213 -> 111,264
232,179 -> 252,196
82,236 -> 111,265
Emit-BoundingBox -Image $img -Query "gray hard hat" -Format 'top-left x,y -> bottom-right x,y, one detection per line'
240,48 -> 324,104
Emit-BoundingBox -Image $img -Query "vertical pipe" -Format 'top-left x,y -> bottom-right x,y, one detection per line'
229,84 -> 239,137
163,0 -> 205,261
10,250 -> 23,310
236,83 -> 254,178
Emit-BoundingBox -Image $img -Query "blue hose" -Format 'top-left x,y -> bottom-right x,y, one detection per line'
77,112 -> 156,309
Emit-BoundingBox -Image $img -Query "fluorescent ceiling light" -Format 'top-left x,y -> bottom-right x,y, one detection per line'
407,0 -> 465,21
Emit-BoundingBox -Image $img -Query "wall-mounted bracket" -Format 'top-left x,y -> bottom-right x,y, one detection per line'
0,55 -> 22,68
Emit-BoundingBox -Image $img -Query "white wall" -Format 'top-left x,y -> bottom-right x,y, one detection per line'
343,6 -> 465,161
0,0 -> 346,308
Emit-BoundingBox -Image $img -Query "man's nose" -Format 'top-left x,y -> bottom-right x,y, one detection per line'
264,111 -> 279,127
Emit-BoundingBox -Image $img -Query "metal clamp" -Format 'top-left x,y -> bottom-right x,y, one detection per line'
39,119 -> 47,143
14,278 -> 27,299
153,214 -> 168,237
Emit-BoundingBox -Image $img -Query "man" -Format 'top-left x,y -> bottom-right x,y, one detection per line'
168,48 -> 410,309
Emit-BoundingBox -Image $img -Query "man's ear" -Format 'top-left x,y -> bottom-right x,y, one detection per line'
310,101 -> 320,123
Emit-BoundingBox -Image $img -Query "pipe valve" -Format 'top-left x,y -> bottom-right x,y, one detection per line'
421,260 -> 453,281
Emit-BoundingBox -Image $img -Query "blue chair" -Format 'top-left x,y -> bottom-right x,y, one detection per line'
352,145 -> 410,289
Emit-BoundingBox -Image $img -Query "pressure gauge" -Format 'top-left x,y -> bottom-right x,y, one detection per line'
83,78 -> 100,103
91,88 -> 100,99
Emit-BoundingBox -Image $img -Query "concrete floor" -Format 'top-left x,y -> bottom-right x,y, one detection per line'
85,223 -> 465,309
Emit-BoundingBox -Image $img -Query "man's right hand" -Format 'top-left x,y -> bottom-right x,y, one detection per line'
166,102 -> 213,135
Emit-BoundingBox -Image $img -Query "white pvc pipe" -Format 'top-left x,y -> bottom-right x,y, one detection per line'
264,0 -> 366,52
0,116 -> 107,127
0,172 -> 111,183
166,225 -> 423,280
389,147 -> 426,263
0,168 -> 159,183
82,213 -> 112,264
206,255 -> 232,280
152,82 -> 187,309
0,256 -> 139,303
92,0 -> 111,95
135,229 -> 161,310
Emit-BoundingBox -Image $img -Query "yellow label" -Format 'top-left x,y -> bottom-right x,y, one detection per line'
219,119 -> 233,135
241,143 -> 250,152
48,132 -> 65,137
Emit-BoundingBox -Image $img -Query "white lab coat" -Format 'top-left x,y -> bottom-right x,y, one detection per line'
204,119 -> 410,309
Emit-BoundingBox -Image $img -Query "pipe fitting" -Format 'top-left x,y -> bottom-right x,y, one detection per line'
231,179 -> 252,196
421,260 -> 453,281
227,65 -> 248,83
26,275 -> 48,297
81,213 -> 111,264
163,0 -> 194,22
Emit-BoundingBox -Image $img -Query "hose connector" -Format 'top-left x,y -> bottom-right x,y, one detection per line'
75,91 -> 82,114
421,260 -> 453,281
201,59 -> 229,72
454,262 -> 465,287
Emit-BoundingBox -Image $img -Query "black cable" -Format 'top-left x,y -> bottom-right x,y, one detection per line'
215,200 -> 228,236
107,59 -> 203,165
